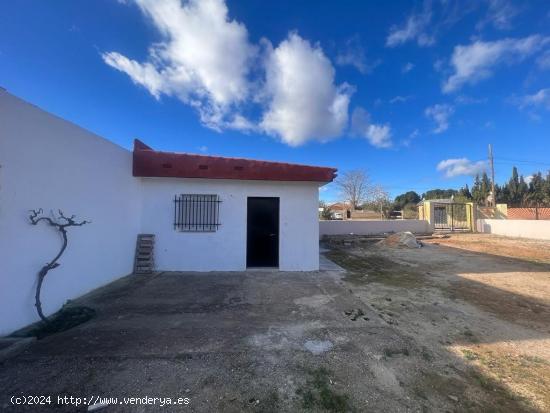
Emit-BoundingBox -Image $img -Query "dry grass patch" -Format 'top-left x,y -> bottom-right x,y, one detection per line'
423,233 -> 550,265
456,346 -> 550,411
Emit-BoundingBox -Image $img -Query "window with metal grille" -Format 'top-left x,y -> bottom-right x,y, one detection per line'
173,194 -> 221,232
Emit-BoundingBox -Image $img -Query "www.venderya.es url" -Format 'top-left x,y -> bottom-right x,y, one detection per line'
10,395 -> 191,409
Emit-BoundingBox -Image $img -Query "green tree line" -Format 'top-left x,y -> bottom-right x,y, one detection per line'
467,167 -> 550,207
393,166 -> 550,212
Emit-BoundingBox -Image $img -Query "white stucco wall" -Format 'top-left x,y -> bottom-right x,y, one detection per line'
319,219 -> 432,237
0,90 -> 324,334
476,219 -> 550,240
0,90 -> 141,335
139,178 -> 320,271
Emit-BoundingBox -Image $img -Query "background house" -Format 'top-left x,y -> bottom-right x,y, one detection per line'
0,90 -> 335,335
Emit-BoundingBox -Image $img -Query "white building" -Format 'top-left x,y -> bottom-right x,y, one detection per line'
0,90 -> 336,335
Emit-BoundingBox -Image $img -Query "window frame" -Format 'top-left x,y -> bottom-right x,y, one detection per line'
173,194 -> 221,232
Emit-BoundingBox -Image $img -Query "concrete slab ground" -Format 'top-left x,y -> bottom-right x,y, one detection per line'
1,239 -> 548,412
1,266 -> 418,412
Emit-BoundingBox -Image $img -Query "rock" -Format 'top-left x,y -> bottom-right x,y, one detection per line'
448,395 -> 459,402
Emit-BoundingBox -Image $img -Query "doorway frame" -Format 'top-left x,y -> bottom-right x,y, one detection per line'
246,196 -> 280,268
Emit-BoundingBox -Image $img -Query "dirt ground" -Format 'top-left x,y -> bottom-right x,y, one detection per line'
1,233 -> 549,412
326,233 -> 550,411
423,232 -> 550,264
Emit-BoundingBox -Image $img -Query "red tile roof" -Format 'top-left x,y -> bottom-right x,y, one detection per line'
507,207 -> 550,220
132,139 -> 337,183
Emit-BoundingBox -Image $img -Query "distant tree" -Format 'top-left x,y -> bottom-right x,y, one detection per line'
481,172 -> 491,204
471,174 -> 481,204
518,175 -> 529,205
415,165 -> 550,209
369,186 -> 393,219
496,183 -> 509,204
471,173 -> 491,205
334,169 -> 373,209
422,189 -> 458,200
402,203 -> 419,219
318,201 -> 333,220
458,184 -> 472,200
507,167 -> 521,206
543,171 -> 550,203
393,191 -> 421,210
525,173 -> 546,218
502,167 -> 528,206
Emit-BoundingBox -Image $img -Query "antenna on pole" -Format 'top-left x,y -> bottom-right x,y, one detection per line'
488,144 -> 496,207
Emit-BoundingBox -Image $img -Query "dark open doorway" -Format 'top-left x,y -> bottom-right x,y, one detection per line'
247,197 -> 279,268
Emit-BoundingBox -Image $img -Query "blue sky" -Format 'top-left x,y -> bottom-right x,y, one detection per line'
1,0 -> 549,200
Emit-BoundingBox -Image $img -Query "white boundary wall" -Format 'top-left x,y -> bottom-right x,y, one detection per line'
0,91 -> 142,335
319,220 -> 431,238
476,219 -> 550,241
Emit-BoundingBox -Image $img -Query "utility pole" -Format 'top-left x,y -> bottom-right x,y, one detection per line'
488,144 -> 496,207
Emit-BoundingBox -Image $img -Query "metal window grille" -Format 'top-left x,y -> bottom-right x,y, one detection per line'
173,194 -> 221,232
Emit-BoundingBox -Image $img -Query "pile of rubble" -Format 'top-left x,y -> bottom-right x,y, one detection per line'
378,232 -> 422,249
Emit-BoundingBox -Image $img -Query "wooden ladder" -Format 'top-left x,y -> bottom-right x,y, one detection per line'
134,234 -> 155,274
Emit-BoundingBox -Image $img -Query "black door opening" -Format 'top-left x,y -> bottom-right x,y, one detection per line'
247,197 -> 279,267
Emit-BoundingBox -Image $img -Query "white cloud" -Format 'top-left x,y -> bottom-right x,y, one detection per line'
104,0 -> 354,147
477,0 -> 519,31
443,35 -> 550,93
336,36 -> 381,75
433,58 -> 445,73
366,124 -> 392,148
402,62 -> 415,73
102,52 -> 166,98
454,95 -> 487,105
425,104 -> 454,134
537,51 -> 550,70
386,3 -> 434,48
103,0 -> 256,128
437,158 -> 487,178
402,128 -> 419,147
260,33 -> 353,146
389,95 -> 412,104
350,107 -> 392,148
197,145 -> 208,152
514,88 -> 550,110
386,1 -> 520,49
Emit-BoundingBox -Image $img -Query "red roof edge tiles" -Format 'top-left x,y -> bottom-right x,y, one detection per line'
507,207 -> 550,220
132,139 -> 337,183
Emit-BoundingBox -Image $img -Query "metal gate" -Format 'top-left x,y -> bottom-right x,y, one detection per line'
432,202 -> 472,231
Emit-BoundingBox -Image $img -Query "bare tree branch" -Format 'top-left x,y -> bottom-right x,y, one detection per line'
29,209 -> 90,324
334,169 -> 374,209
368,185 -> 393,219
